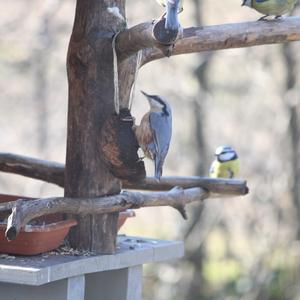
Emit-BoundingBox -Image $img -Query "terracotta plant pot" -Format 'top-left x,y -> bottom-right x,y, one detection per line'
0,219 -> 77,255
0,194 -> 135,255
0,194 -> 64,223
0,194 -> 76,255
118,210 -> 136,230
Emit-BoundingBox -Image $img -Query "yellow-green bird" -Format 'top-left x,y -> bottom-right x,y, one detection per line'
209,145 -> 240,179
156,0 -> 184,30
242,0 -> 297,20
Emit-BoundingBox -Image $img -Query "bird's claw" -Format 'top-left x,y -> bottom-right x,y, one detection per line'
162,44 -> 175,57
257,15 -> 269,21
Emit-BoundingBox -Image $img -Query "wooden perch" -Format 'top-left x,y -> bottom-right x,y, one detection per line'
123,176 -> 248,195
4,187 -> 210,240
0,153 -> 249,240
0,153 -> 248,195
0,152 -> 64,187
115,17 -> 300,64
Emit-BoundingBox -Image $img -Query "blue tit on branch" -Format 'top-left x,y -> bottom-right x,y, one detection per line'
209,146 -> 240,179
156,0 -> 183,30
242,0 -> 297,20
134,91 -> 172,181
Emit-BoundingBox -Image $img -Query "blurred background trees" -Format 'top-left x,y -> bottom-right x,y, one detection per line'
1,0 -> 300,299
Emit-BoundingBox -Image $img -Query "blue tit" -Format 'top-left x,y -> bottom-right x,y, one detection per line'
156,0 -> 183,30
134,91 -> 172,180
242,0 -> 297,20
209,145 -> 240,179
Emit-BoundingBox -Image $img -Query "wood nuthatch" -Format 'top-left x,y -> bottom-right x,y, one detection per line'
134,91 -> 172,180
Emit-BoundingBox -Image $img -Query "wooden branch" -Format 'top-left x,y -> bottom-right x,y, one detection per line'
6,200 -> 23,241
0,152 -> 64,187
0,153 -> 248,195
0,153 -> 249,240
123,176 -> 248,195
4,187 -> 209,240
117,22 -> 153,61
115,17 -> 300,64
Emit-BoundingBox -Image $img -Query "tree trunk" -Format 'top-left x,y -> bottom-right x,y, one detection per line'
184,0 -> 210,298
282,43 -> 300,239
281,3 -> 300,240
65,0 -> 125,253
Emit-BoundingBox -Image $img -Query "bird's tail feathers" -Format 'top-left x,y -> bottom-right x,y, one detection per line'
154,156 -> 163,181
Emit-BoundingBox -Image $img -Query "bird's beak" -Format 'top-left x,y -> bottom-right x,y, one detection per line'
141,90 -> 152,102
141,90 -> 149,97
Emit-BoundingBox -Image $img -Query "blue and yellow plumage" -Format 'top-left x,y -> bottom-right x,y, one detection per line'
242,0 -> 297,19
209,146 -> 240,179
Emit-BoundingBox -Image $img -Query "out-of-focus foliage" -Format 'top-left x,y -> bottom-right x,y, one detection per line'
1,0 -> 300,299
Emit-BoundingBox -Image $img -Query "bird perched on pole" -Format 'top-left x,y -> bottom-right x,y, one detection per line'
133,91 -> 172,181
156,0 -> 183,30
242,0 -> 297,20
209,145 -> 240,178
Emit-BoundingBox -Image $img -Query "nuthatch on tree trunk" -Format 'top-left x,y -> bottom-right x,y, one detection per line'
156,0 -> 183,30
134,91 -> 172,181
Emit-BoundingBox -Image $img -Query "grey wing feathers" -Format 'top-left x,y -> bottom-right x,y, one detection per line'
165,0 -> 180,30
149,111 -> 172,180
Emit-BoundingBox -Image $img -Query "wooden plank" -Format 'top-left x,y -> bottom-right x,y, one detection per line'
67,275 -> 85,300
0,237 -> 183,286
125,266 -> 143,300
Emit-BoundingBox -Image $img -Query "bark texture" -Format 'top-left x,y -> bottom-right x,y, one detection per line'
65,0 -> 126,253
133,17 -> 300,65
0,153 -> 248,195
0,152 -> 64,187
4,187 -> 210,240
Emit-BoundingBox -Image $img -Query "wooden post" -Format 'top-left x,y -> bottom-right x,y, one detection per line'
65,0 -> 125,253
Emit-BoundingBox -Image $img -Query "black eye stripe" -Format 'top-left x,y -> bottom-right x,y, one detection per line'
151,96 -> 165,106
150,95 -> 169,115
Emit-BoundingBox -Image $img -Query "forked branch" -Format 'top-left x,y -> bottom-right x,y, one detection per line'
115,17 -> 300,64
4,187 -> 210,240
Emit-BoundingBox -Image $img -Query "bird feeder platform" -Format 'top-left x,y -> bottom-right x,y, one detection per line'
0,236 -> 183,300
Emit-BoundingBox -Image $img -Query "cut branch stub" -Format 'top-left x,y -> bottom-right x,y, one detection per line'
4,187 -> 211,240
100,109 -> 146,181
5,199 -> 23,241
169,186 -> 188,219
